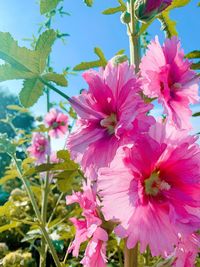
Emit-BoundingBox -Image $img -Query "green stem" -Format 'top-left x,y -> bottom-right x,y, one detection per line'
40,84 -> 51,267
40,22 -> 52,264
39,77 -> 71,102
124,242 -> 138,267
14,157 -> 62,267
127,0 -> 141,70
124,1 -> 141,266
47,192 -> 64,226
39,77 -> 102,120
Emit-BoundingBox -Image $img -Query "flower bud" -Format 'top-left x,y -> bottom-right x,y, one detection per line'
120,11 -> 131,24
111,55 -> 128,66
134,0 -> 172,23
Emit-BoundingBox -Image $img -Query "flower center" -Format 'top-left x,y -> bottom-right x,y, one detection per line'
144,171 -> 171,196
52,122 -> 59,129
100,113 -> 117,135
37,145 -> 45,152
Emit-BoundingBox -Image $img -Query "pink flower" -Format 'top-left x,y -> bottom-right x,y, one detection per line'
172,234 -> 200,267
98,122 -> 200,257
66,184 -> 108,266
67,61 -> 154,180
140,37 -> 199,129
27,133 -> 50,163
135,0 -> 172,22
45,108 -> 68,138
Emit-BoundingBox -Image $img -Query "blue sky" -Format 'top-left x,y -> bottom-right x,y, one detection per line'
0,0 -> 200,142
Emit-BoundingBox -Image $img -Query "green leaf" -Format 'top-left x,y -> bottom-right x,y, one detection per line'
138,19 -> 155,36
69,107 -> 77,119
115,49 -> 125,55
0,169 -> 18,185
6,105 -> 28,113
0,222 -> 20,233
84,0 -> 93,7
56,170 -> 80,192
198,2 -> 200,6
0,201 -> 14,217
102,5 -> 125,15
191,62 -> 200,70
102,0 -> 126,15
35,29 -> 57,72
193,112 -> 200,117
42,72 -> 68,86
24,150 -> 79,176
19,78 -> 44,108
33,124 -> 49,133
0,32 -> 39,73
166,0 -> 191,10
158,0 -> 191,37
159,12 -> 177,38
40,0 -> 61,14
57,150 -> 79,169
21,229 -> 41,243
0,64 -> 37,82
185,50 -> 200,59
73,47 -> 107,71
94,47 -> 107,65
73,60 -> 102,71
0,133 -> 16,155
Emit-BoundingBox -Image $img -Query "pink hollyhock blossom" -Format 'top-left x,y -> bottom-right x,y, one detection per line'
135,0 -> 172,22
66,184 -> 108,267
140,37 -> 199,129
67,61 -> 154,180
98,122 -> 200,257
45,108 -> 68,138
27,133 -> 50,163
172,234 -> 200,267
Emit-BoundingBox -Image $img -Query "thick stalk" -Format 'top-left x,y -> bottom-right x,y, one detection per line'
14,157 -> 62,267
127,0 -> 141,70
40,51 -> 51,267
124,1 -> 141,267
124,242 -> 138,267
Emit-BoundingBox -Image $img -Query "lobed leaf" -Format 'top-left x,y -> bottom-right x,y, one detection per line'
19,78 -> 44,108
166,0 -> 191,10
55,170 -> 80,192
0,133 -> 16,155
40,0 -> 61,14
42,72 -> 68,86
73,47 -> 107,71
191,62 -> 200,70
102,5 -> 125,15
159,12 -> 177,37
102,0 -> 126,15
185,50 -> 200,59
0,169 -> 18,185
0,64 -> 37,82
35,29 -> 57,72
0,222 -> 20,233
193,112 -> 200,117
138,19 -> 155,36
0,32 -> 40,73
6,105 -> 28,113
84,0 -> 93,7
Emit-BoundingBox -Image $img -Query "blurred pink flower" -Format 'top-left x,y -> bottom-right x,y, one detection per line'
172,234 -> 200,267
27,133 -> 50,163
45,108 -> 68,138
66,184 -> 108,267
135,0 -> 172,22
67,61 -> 154,180
98,122 -> 200,257
140,37 -> 199,129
